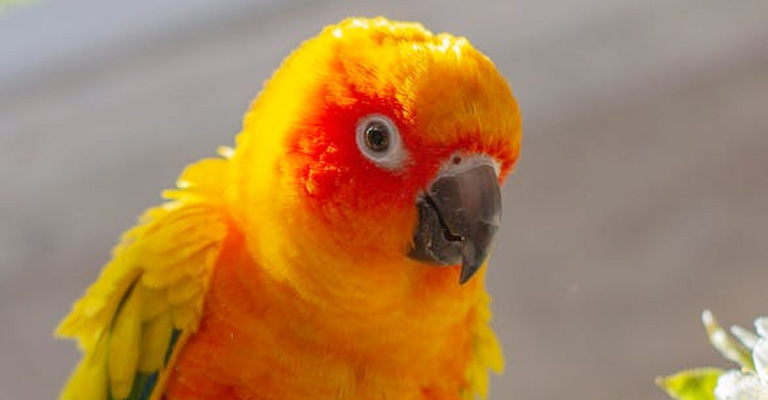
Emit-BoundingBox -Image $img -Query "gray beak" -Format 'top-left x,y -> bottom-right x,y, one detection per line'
407,160 -> 502,284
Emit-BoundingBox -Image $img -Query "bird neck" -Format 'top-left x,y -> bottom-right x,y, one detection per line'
186,228 -> 486,399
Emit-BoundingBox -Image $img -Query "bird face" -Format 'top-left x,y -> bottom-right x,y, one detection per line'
233,18 -> 521,291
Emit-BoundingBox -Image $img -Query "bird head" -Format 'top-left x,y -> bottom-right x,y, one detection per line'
230,17 -> 521,305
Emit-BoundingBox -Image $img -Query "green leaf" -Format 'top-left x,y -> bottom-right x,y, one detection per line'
656,368 -> 723,400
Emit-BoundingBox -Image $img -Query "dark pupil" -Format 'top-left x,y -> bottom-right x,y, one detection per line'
365,122 -> 390,152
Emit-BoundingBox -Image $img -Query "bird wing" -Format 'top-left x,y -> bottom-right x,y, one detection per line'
55,157 -> 230,400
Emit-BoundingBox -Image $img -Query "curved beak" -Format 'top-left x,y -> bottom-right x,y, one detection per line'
407,158 -> 502,284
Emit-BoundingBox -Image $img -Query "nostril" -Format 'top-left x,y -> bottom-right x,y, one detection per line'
451,155 -> 462,165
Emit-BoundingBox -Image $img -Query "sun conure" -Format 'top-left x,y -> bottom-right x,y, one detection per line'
55,16 -> 522,400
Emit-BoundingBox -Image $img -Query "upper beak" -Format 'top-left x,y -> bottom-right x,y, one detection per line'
407,157 -> 502,284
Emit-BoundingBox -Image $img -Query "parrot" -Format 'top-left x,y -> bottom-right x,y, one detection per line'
55,17 -> 522,400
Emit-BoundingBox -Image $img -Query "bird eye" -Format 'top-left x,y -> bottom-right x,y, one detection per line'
355,114 -> 407,169
364,121 -> 390,152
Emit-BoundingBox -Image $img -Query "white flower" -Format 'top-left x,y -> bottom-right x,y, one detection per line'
715,370 -> 768,400
703,311 -> 768,400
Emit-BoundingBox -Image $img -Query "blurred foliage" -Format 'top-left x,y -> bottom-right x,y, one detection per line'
0,0 -> 40,15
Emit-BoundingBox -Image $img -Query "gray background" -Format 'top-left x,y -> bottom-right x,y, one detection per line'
1,1 -> 767,399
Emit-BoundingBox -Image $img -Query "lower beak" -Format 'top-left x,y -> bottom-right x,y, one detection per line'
407,159 -> 502,284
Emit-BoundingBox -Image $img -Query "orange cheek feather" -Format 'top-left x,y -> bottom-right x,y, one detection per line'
284,95 -> 435,255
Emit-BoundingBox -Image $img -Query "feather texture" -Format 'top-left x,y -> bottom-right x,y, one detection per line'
462,291 -> 504,400
55,157 -> 229,400
57,17 -> 520,400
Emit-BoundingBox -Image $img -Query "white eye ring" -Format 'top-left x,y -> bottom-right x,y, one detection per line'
355,114 -> 407,170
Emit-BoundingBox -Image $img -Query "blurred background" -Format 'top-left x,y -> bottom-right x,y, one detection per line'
1,0 -> 767,399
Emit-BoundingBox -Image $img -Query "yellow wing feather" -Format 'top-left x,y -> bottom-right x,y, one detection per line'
55,157 -> 230,400
462,290 -> 504,400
